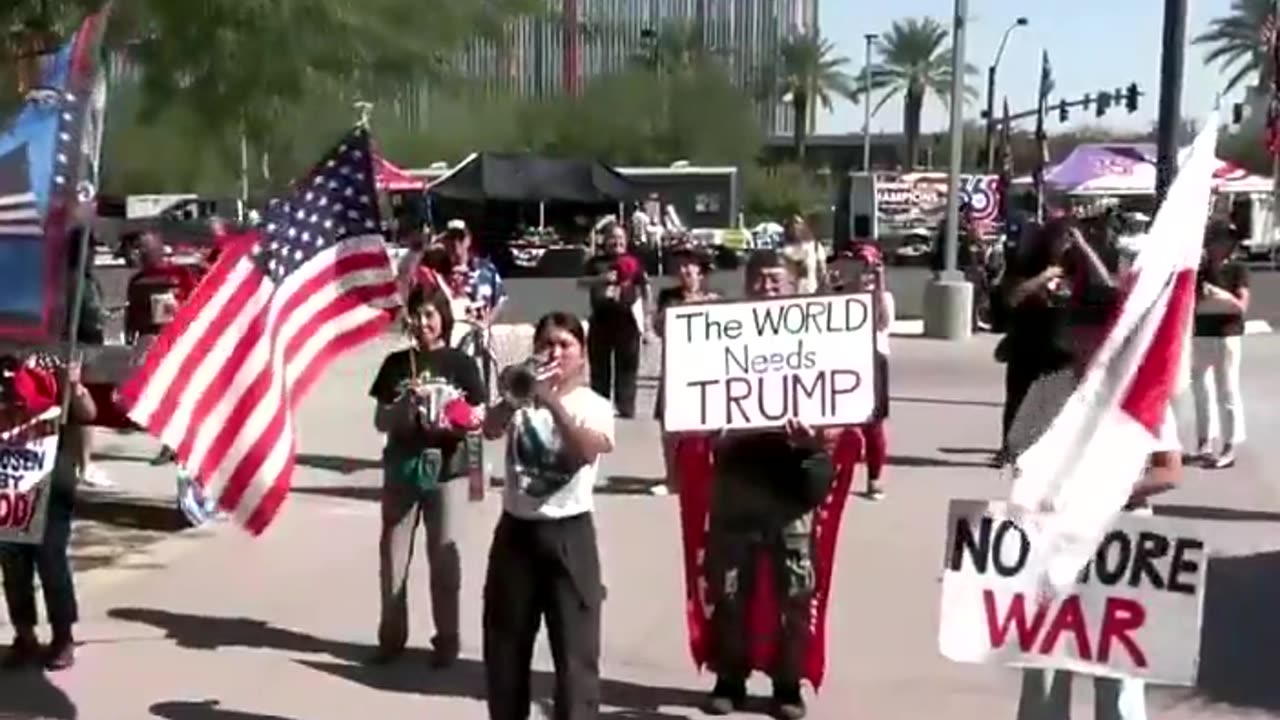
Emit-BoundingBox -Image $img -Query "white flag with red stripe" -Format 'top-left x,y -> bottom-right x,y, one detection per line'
1009,116 -> 1219,590
118,127 -> 400,534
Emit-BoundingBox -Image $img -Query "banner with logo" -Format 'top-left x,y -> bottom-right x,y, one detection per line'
0,407 -> 60,544
875,173 -> 1002,239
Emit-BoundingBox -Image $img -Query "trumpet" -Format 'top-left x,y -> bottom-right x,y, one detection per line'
498,356 -> 555,407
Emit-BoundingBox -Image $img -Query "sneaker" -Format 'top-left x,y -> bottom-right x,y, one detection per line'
1211,451 -> 1236,469
866,481 -> 885,501
80,465 -> 114,488
702,676 -> 747,716
770,681 -> 807,720
648,484 -> 670,497
1,636 -> 41,670
1124,499 -> 1154,516
430,635 -> 459,669
43,639 -> 75,671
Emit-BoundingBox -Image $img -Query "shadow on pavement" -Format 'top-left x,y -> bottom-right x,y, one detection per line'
1154,505 -> 1280,523
300,657 -> 704,719
892,395 -> 1002,409
294,454 -> 381,475
938,446 -> 999,456
1159,550 -> 1280,712
0,666 -> 78,719
598,475 -> 666,495
290,485 -> 380,503
888,454 -> 993,469
151,700 -> 295,720
106,607 -> 372,664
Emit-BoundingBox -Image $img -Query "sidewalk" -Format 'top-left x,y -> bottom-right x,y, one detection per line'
3,334 -> 1278,719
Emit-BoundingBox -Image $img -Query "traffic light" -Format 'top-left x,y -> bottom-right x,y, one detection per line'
1082,93 -> 1093,110
1125,83 -> 1139,113
1059,101 -> 1069,123
1096,91 -> 1112,118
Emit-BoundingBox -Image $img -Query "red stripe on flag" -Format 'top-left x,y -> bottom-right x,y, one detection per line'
1120,269 -> 1197,434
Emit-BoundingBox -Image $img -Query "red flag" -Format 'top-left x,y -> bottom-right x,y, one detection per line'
675,429 -> 862,688
1265,15 -> 1280,156
117,127 -> 399,534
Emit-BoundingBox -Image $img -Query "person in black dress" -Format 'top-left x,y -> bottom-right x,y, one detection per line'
1190,221 -> 1249,469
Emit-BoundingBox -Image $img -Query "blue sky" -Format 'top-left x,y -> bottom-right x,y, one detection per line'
819,0 -> 1239,135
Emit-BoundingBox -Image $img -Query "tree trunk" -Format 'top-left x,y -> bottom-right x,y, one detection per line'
793,90 -> 808,163
902,85 -> 924,170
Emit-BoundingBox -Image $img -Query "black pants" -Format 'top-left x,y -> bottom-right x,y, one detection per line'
587,318 -> 640,417
1,487 -> 77,632
483,512 -> 603,720
1002,358 -> 1057,449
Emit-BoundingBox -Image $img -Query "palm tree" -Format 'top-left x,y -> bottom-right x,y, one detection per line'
1193,0 -> 1274,96
859,17 -> 977,170
763,34 -> 856,162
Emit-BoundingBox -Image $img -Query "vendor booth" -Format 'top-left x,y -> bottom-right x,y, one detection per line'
427,152 -> 637,277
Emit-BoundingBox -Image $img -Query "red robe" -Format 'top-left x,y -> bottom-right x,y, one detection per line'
676,427 -> 863,689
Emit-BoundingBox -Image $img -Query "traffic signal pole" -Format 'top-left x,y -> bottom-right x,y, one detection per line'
1155,0 -> 1187,207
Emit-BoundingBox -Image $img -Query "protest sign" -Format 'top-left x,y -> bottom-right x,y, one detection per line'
0,407 -> 59,544
938,499 -> 1207,685
662,293 -> 877,432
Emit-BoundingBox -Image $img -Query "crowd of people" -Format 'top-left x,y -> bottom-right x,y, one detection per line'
0,205 -> 1255,720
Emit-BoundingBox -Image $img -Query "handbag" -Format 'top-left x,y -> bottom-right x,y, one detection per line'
383,444 -> 444,495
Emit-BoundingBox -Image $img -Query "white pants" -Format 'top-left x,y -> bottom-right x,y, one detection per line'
1017,669 -> 1147,720
1190,335 -> 1245,448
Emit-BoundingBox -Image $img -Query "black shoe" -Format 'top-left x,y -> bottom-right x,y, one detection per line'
43,638 -> 75,671
430,635 -> 459,669
770,681 -> 806,720
365,645 -> 404,666
1,636 -> 40,670
702,676 -> 747,715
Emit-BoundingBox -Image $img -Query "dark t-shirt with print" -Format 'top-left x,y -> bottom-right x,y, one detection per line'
1194,260 -> 1249,337
584,253 -> 647,324
369,347 -> 486,479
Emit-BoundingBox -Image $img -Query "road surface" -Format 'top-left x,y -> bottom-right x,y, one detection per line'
3,332 -> 1279,719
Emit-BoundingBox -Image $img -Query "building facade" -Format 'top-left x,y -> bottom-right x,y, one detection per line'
454,0 -> 820,136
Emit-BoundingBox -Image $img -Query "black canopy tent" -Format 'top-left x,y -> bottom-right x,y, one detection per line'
428,152 -> 636,205
427,153 -> 638,276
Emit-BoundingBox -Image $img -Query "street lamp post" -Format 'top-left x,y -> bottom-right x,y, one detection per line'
983,17 -> 1028,171
923,0 -> 974,340
1154,0 -> 1187,206
862,33 -> 876,172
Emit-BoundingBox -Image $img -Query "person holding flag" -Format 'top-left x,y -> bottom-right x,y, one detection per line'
1001,116 -> 1220,720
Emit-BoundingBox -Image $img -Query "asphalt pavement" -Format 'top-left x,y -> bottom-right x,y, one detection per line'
4,331 -> 1279,719
91,262 -> 1280,328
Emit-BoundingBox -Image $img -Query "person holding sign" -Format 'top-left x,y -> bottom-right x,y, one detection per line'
1003,267 -> 1183,720
1,356 -> 96,671
367,285 -> 486,668
653,248 -> 718,496
481,312 -> 615,720
694,249 -> 842,720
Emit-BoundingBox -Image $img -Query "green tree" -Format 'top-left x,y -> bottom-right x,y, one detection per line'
759,34 -> 856,162
1193,0 -> 1274,95
860,17 -> 977,170
3,0 -> 543,143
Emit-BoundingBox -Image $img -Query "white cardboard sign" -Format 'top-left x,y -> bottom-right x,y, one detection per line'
0,407 -> 61,544
661,293 -> 877,432
939,499 -> 1207,685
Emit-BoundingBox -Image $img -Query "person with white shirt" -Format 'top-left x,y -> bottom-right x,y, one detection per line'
779,216 -> 826,295
481,311 -> 615,720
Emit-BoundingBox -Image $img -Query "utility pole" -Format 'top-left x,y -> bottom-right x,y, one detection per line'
923,0 -> 973,340
865,35 -> 875,172
983,17 -> 1028,170
1154,0 -> 1187,207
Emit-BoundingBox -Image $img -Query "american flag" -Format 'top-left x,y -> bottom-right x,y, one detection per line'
118,126 -> 400,534
0,191 -> 40,238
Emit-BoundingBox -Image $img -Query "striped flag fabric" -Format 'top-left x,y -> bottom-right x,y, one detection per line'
0,188 -> 40,237
118,126 -> 400,534
1007,116 -> 1219,591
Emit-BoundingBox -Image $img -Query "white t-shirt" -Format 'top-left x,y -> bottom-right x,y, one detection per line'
503,386 -> 615,520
